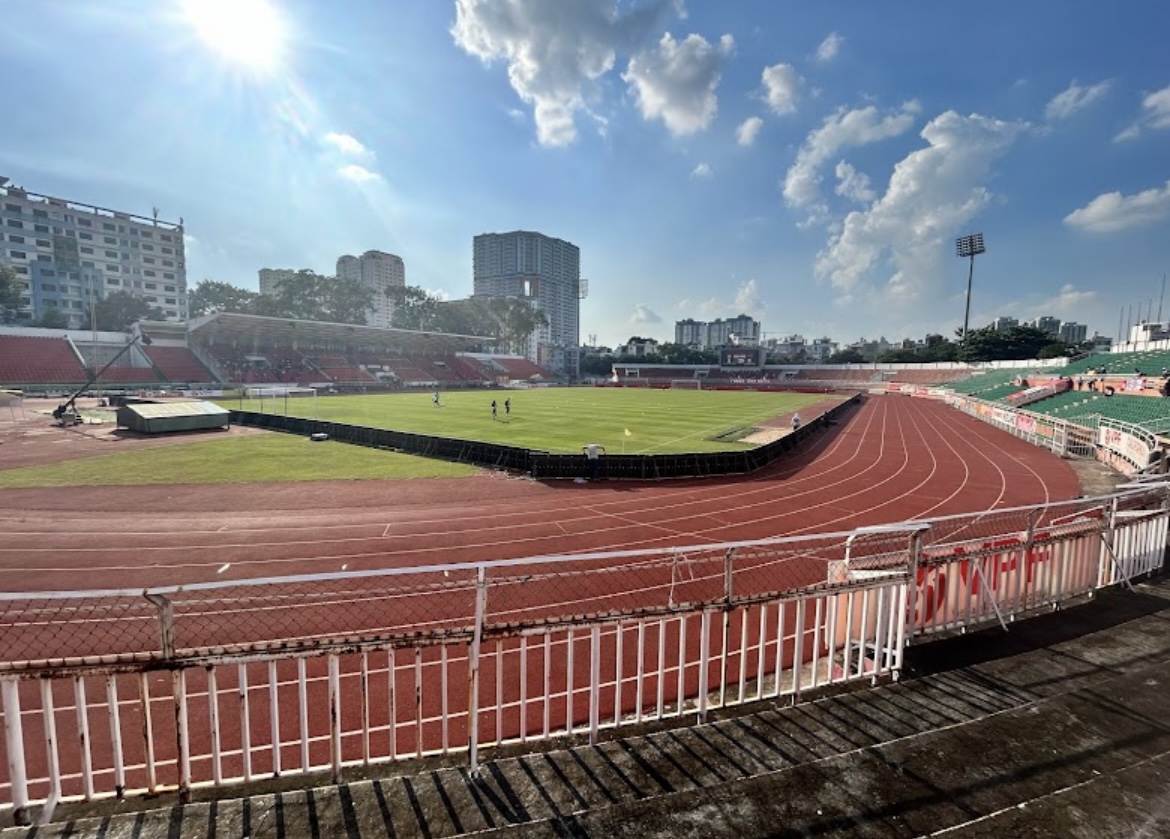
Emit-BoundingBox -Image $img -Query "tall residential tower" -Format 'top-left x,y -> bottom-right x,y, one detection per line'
472,231 -> 581,356
336,250 -> 406,328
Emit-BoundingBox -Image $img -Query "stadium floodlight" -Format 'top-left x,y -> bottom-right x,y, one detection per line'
956,233 -> 986,342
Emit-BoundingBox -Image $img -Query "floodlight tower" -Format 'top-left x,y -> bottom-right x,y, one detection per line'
956,233 -> 986,342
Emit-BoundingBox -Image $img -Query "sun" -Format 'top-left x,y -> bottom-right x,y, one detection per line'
180,0 -> 287,73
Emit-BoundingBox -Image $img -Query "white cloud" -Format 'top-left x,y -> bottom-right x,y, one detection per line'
677,279 -> 765,319
451,0 -> 674,147
783,101 -> 920,214
1044,80 -> 1111,121
1064,180 -> 1170,233
736,116 -> 763,147
623,32 -> 735,136
323,131 -> 373,159
337,164 -> 383,184
761,63 -> 801,115
631,304 -> 663,324
1114,84 -> 1170,142
690,162 -> 712,179
815,32 -> 843,63
834,161 -> 875,204
815,110 -> 1027,305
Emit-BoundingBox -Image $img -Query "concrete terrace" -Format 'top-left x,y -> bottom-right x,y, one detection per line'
5,574 -> 1170,838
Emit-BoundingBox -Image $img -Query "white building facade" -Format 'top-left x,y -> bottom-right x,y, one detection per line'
336,250 -> 406,328
258,268 -> 297,296
1,178 -> 187,327
473,231 -> 581,363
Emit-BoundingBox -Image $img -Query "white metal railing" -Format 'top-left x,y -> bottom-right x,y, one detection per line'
1,488 -> 1167,826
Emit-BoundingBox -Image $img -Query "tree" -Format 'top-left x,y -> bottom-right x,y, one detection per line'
264,270 -> 374,325
189,280 -> 258,317
0,264 -> 22,324
957,325 -> 1067,363
32,308 -> 69,329
87,291 -> 164,332
826,349 -> 866,364
388,286 -> 442,331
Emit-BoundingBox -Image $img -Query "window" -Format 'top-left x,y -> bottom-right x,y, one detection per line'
120,239 -> 129,247
163,259 -> 174,267
142,244 -> 154,251
9,250 -> 26,259
41,270 -> 56,278
78,218 -> 91,227
160,233 -> 172,242
161,247 -> 174,255
36,255 -> 51,262
107,277 -> 120,285
80,246 -> 93,254
5,219 -> 22,228
13,266 -> 27,275
104,236 -> 116,244
143,256 -> 155,264
41,283 -> 57,291
81,260 -> 94,268
105,250 -> 118,258
69,300 -> 82,309
144,269 -> 156,277
34,224 -> 48,233
140,230 -> 152,238
32,209 -> 48,218
3,203 -> 20,212
8,235 -> 23,244
79,232 -> 92,240
164,285 -> 175,292
102,222 -> 115,231
163,272 -> 175,280
36,239 -> 51,248
144,282 -> 157,290
165,297 -> 176,304
107,265 -> 120,272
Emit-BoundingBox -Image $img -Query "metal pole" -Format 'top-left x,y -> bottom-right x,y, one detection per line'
963,254 -> 975,341
1160,273 -> 1167,324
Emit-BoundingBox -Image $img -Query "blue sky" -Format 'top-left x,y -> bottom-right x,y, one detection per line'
3,0 -> 1169,349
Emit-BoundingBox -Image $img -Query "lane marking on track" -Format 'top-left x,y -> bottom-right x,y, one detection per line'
217,563 -> 230,574
383,523 -> 392,538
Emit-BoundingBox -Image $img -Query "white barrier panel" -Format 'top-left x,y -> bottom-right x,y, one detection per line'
1098,425 -> 1155,472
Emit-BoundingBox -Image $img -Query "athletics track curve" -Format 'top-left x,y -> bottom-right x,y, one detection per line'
0,395 -> 1081,594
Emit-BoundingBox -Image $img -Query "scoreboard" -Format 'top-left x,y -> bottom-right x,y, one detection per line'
719,346 -> 765,368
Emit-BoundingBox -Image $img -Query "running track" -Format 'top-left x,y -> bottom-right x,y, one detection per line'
1,396 -> 1081,595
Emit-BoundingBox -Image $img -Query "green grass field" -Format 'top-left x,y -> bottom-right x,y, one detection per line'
224,387 -> 830,454
0,433 -> 478,488
0,388 -> 830,488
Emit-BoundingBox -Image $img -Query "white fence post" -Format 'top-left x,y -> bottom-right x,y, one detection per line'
468,565 -> 487,773
2,677 -> 30,826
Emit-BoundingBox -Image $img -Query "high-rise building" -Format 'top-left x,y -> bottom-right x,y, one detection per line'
990,316 -> 1018,332
0,178 -> 187,327
675,318 -> 707,346
336,250 -> 406,328
258,268 -> 297,296
1031,316 -> 1061,336
1058,321 -> 1087,344
473,231 -> 581,355
675,315 -> 761,349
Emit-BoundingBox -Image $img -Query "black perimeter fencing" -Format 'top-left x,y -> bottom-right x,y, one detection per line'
230,392 -> 862,481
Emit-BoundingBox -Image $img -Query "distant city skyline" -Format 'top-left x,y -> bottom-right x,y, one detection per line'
2,1 -> 1167,348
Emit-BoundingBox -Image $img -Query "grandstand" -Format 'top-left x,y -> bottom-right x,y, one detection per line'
0,333 -> 88,386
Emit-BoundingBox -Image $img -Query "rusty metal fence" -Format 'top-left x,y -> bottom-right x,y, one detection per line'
2,486 -> 1168,826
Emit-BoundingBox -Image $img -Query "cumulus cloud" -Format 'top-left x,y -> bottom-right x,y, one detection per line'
631,304 -> 663,324
815,32 -> 843,63
815,110 -> 1027,304
834,161 -> 875,204
323,131 -> 373,159
337,164 -> 382,184
1044,80 -> 1111,121
783,101 -> 920,214
736,115 -> 763,147
690,162 -> 713,179
1064,180 -> 1170,233
677,279 -> 765,319
761,63 -> 801,115
451,0 -> 674,146
1114,84 -> 1170,142
623,32 -> 735,136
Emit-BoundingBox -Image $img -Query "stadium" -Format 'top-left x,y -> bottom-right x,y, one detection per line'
2,314 -> 1170,831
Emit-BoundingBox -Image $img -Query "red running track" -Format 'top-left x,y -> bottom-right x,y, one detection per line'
0,396 -> 1080,594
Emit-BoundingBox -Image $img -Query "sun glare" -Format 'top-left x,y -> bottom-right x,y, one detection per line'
180,0 -> 287,73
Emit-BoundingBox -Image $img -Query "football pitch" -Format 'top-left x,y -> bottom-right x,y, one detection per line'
226,387 -> 831,454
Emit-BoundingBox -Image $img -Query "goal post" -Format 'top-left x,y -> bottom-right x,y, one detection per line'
670,379 -> 701,390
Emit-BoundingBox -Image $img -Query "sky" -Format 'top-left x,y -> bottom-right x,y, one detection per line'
2,0 -> 1169,349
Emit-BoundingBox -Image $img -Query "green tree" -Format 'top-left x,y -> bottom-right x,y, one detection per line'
265,270 -> 374,324
189,280 -> 258,317
826,349 -> 866,364
32,307 -> 69,329
87,291 -> 164,331
579,354 -> 614,376
388,286 -> 442,331
958,325 -> 1066,362
0,264 -> 23,324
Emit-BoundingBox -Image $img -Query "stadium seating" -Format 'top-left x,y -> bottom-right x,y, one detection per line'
308,354 -> 376,383
92,366 -> 161,384
144,346 -> 214,382
885,369 -> 972,385
491,356 -> 552,380
0,334 -> 88,385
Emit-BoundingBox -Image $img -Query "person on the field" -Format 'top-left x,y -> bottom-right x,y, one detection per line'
791,413 -> 801,431
582,442 -> 605,480
491,399 -> 498,420
504,397 -> 511,416
433,391 -> 441,407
